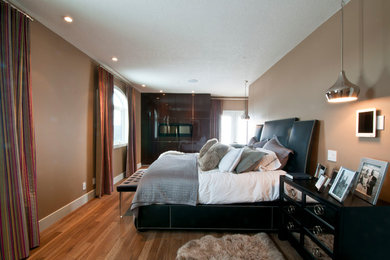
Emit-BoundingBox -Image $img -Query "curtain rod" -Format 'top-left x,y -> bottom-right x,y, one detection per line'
2,0 -> 34,21
97,64 -> 140,91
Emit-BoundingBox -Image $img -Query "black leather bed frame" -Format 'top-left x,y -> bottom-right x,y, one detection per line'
135,118 -> 317,231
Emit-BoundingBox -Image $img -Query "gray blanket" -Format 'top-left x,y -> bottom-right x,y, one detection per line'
131,153 -> 198,217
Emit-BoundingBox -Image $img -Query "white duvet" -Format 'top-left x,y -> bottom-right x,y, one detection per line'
198,168 -> 286,204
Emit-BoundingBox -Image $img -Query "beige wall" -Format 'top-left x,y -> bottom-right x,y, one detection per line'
249,0 -> 390,202
31,21 -> 142,219
222,100 -> 245,111
31,21 -> 96,219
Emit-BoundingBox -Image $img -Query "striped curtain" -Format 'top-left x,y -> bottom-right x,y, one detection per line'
210,99 -> 222,140
125,87 -> 137,177
0,1 -> 40,259
95,67 -> 114,197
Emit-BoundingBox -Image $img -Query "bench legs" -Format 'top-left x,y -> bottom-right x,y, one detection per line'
119,191 -> 122,218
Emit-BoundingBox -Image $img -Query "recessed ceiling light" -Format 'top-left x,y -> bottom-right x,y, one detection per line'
159,90 -> 163,93
188,79 -> 198,83
112,57 -> 118,62
191,90 -> 195,93
141,84 -> 146,88
64,16 -> 73,23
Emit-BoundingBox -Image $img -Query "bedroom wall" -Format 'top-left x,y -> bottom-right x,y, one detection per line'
31,21 -> 142,220
249,0 -> 390,202
222,99 -> 245,111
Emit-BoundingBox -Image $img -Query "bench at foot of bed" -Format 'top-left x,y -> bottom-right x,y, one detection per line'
117,169 -> 145,217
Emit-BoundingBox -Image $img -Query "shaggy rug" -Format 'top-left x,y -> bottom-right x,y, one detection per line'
176,233 -> 285,260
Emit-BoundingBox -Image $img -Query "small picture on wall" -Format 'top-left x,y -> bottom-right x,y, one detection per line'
353,158 -> 389,205
314,163 -> 326,178
329,167 -> 357,203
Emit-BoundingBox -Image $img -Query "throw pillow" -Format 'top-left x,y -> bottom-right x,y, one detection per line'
199,138 -> 218,158
252,139 -> 269,149
199,143 -> 230,171
247,136 -> 258,146
262,136 -> 294,170
235,147 -> 266,173
255,148 -> 282,171
218,148 -> 244,172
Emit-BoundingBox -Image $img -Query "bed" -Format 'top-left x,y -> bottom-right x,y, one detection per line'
132,118 -> 317,231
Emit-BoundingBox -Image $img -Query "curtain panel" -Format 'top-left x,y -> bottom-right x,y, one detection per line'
125,87 -> 137,177
210,99 -> 222,140
95,67 -> 114,197
0,1 -> 40,259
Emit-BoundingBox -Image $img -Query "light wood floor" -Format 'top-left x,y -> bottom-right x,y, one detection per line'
29,183 -> 302,260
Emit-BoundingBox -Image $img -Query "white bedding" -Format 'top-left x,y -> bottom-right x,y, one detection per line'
198,168 -> 286,204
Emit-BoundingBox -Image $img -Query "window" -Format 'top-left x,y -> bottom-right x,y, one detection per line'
113,87 -> 128,147
220,110 -> 248,144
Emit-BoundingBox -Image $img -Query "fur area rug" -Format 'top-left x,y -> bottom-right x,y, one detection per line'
176,233 -> 285,260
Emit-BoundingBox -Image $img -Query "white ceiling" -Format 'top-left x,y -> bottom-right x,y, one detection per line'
10,0 -> 344,96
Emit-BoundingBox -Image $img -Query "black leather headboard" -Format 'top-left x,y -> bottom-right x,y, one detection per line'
254,124 -> 264,141
259,118 -> 316,173
259,118 -> 298,147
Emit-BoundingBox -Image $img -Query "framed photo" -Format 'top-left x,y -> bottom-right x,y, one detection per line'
329,167 -> 357,203
314,163 -> 326,178
315,175 -> 327,192
353,158 -> 389,205
328,168 -> 338,186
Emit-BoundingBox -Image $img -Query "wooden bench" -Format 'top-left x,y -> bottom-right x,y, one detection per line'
116,169 -> 145,217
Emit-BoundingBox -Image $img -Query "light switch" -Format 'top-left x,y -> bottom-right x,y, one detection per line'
328,150 -> 337,162
377,115 -> 385,130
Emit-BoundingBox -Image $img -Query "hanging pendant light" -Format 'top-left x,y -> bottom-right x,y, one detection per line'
326,0 -> 359,103
241,80 -> 250,120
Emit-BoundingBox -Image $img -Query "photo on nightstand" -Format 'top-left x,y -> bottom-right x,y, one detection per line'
328,168 -> 339,186
353,158 -> 389,205
314,163 -> 326,178
329,167 -> 357,203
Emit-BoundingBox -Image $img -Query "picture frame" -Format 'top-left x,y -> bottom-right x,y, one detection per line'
314,163 -> 326,178
315,175 -> 327,192
328,167 -> 357,203
328,168 -> 339,186
353,158 -> 389,205
356,108 -> 376,137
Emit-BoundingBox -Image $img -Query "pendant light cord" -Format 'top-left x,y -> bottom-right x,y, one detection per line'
341,0 -> 344,71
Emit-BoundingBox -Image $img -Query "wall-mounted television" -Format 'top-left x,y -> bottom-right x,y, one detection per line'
158,123 -> 193,137
356,108 -> 376,137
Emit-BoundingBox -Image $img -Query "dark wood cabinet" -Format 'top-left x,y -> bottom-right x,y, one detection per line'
279,176 -> 390,260
141,93 -> 211,164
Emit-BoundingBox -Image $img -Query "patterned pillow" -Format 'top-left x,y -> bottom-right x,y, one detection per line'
262,136 -> 293,170
199,138 -> 218,159
199,143 -> 230,171
255,148 -> 282,171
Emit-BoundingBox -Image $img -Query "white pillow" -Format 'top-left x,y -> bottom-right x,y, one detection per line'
255,148 -> 282,171
218,148 -> 244,172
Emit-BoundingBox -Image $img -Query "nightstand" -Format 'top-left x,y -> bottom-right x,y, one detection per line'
278,175 -> 390,260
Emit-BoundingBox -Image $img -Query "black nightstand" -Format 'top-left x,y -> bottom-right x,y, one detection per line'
278,175 -> 390,260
